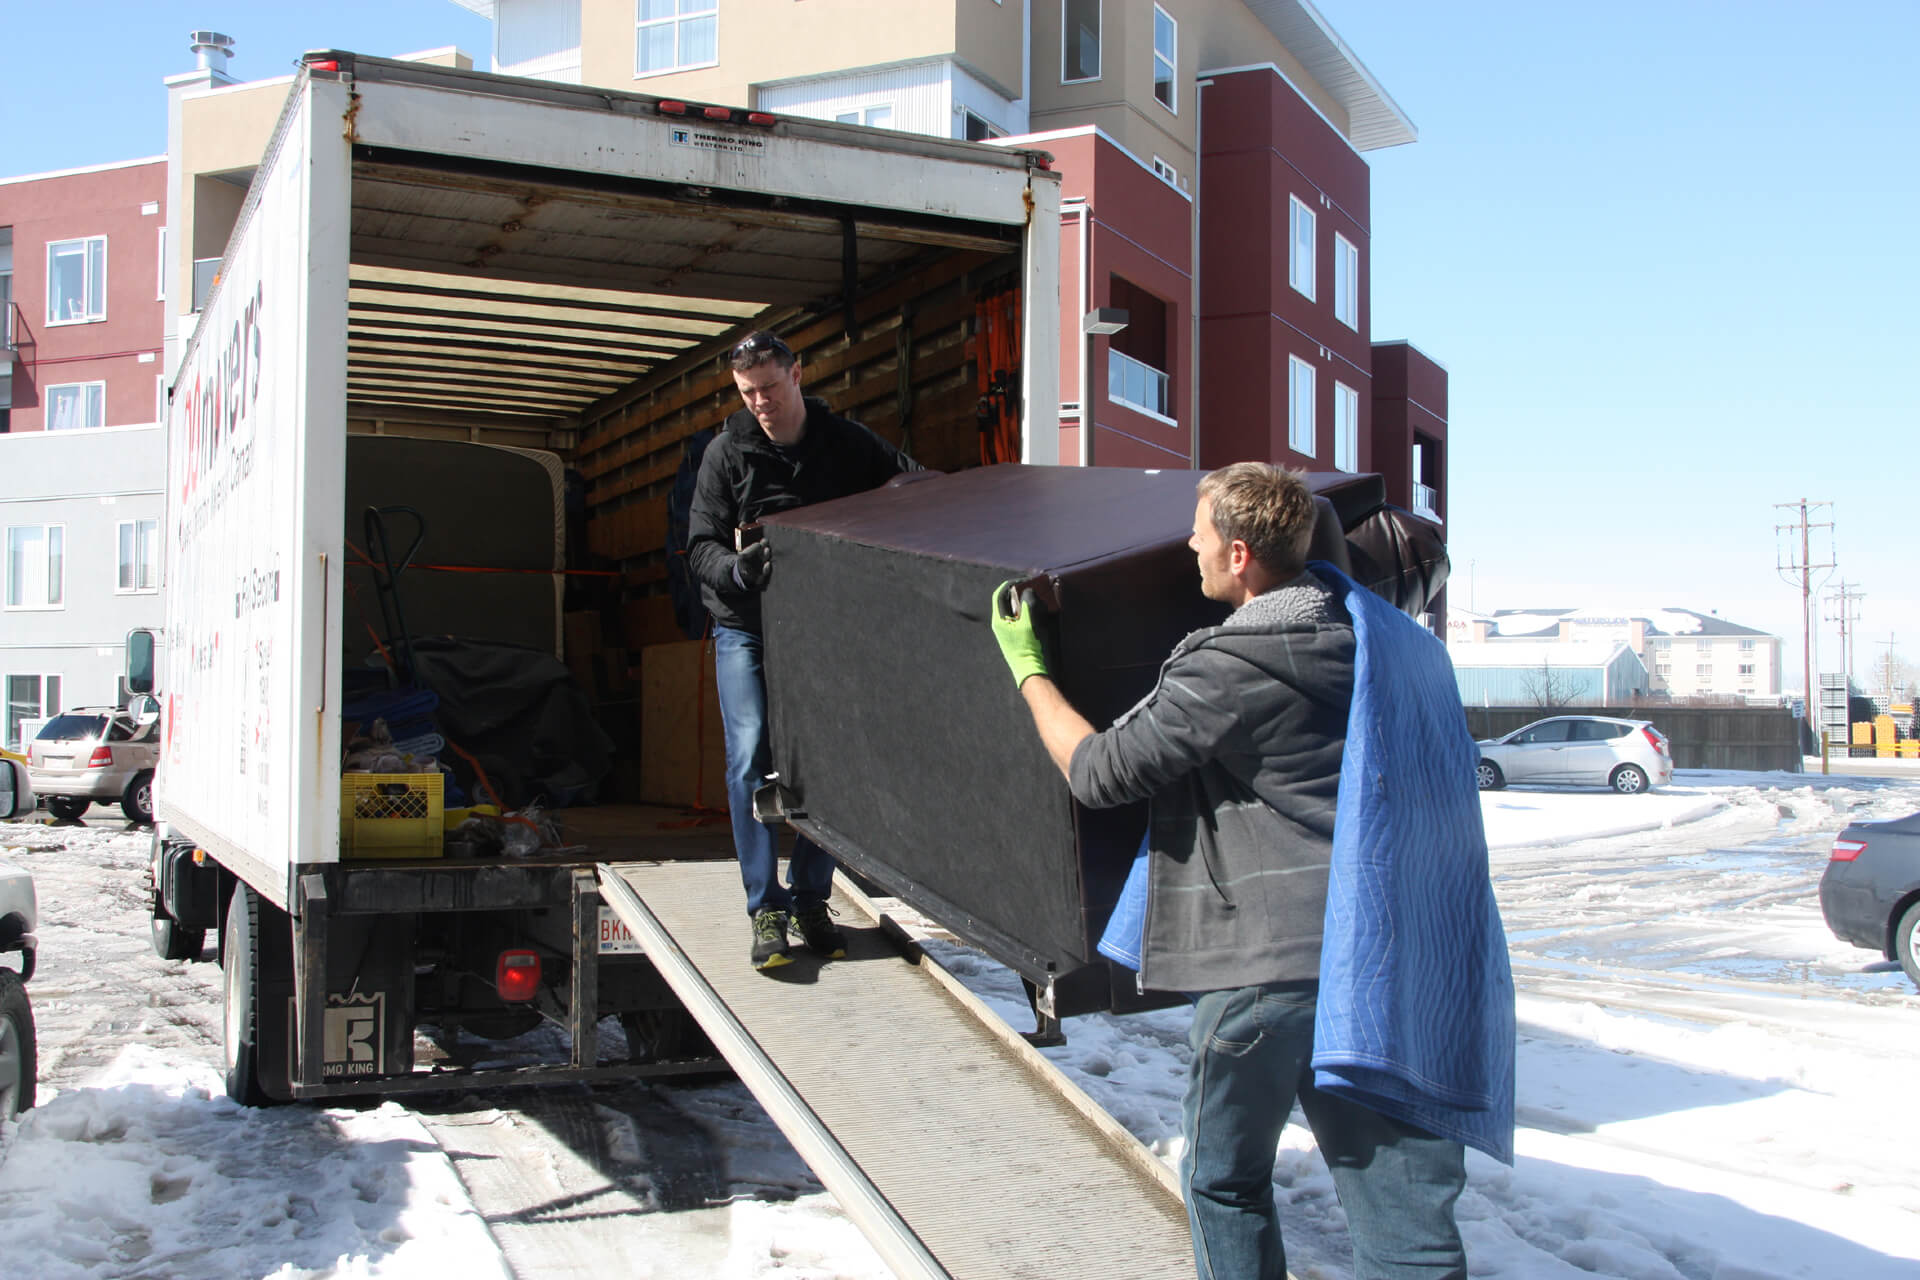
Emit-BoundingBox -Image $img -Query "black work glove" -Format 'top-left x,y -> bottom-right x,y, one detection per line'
735,540 -> 772,591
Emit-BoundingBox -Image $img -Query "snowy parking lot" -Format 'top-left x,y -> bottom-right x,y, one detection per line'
3,768 -> 1918,1279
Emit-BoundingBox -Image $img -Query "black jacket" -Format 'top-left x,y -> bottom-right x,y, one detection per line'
686,397 -> 919,633
1068,578 -> 1355,993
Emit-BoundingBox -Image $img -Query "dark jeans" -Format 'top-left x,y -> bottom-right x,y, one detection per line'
1183,981 -> 1468,1280
712,625 -> 834,915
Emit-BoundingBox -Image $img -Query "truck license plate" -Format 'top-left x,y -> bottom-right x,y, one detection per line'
597,907 -> 645,955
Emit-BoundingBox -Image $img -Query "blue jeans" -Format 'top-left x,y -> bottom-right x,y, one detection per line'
712,625 -> 834,915
1183,981 -> 1467,1280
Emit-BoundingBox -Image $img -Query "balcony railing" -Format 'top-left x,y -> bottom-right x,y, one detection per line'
3,301 -> 17,356
1108,349 -> 1170,418
1414,482 -> 1439,519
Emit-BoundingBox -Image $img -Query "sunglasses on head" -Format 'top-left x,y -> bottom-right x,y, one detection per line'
732,332 -> 794,361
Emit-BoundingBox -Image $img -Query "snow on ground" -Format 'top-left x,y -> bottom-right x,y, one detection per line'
3,767 -> 1919,1279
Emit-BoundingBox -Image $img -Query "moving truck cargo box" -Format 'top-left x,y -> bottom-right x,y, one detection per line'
759,465 -> 1448,1016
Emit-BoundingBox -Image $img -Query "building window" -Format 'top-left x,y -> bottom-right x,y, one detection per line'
1739,638 -> 1756,652
1152,6 -> 1177,111
1655,662 -> 1671,676
836,104 -> 894,129
1106,274 -> 1171,419
1334,233 -> 1358,329
118,519 -> 159,593
1333,381 -> 1358,472
46,382 -> 106,431
1695,664 -> 1712,679
5,674 -> 60,751
1738,663 -> 1755,676
1062,0 -> 1100,83
6,524 -> 64,609
1289,196 -> 1315,300
1151,156 -> 1179,188
47,236 -> 107,325
157,227 -> 167,301
1288,356 -> 1315,456
635,0 -> 717,78
963,111 -> 1004,142
1696,639 -> 1711,652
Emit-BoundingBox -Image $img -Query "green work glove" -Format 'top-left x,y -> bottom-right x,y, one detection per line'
991,581 -> 1048,689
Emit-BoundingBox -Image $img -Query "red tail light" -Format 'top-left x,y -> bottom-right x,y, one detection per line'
702,105 -> 731,121
87,746 -> 114,769
1829,839 -> 1866,863
744,112 -> 777,127
496,950 -> 541,1002
657,100 -> 689,116
1641,726 -> 1668,754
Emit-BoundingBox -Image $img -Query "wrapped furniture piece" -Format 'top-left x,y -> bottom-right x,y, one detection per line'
759,464 -> 1447,1016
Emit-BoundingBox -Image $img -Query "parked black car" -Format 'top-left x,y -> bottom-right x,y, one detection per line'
1819,811 -> 1920,987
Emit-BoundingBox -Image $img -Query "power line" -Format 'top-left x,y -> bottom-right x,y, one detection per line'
1775,499 -> 1835,736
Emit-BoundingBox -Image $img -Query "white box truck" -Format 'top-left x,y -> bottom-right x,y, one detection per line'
132,51 -> 1060,1104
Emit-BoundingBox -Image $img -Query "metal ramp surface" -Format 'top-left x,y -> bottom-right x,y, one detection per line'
597,861 -> 1194,1280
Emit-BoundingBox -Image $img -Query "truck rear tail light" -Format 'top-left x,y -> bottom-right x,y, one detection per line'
745,112 -> 777,127
702,105 -> 731,121
496,950 -> 541,1002
657,100 -> 689,116
1829,839 -> 1867,863
87,746 -> 114,769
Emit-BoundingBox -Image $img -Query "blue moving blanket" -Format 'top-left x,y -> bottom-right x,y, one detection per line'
1311,564 -> 1516,1165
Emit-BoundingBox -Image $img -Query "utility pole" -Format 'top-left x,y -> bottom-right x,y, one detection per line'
1824,581 -> 1865,691
1775,499 -> 1835,739
1879,634 -> 1900,712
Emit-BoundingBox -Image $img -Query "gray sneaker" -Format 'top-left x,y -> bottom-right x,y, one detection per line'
750,908 -> 792,970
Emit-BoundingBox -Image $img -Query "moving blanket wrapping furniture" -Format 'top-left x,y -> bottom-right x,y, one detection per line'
759,464 -> 1448,1015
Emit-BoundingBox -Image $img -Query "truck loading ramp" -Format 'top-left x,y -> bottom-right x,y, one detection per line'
597,861 -> 1196,1280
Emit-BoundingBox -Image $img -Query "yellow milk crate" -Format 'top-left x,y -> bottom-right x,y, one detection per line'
340,772 -> 445,858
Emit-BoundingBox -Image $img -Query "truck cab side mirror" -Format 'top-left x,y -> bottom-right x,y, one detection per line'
129,694 -> 162,731
0,758 -> 33,820
127,629 -> 157,696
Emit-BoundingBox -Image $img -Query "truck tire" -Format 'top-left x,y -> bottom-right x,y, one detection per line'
151,913 -> 206,963
0,969 -> 35,1116
222,884 -> 294,1106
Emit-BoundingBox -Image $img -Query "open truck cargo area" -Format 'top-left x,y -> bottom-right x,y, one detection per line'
147,48 -> 1060,1105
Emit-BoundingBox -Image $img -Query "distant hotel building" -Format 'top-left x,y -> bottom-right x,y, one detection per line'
1447,607 -> 1784,703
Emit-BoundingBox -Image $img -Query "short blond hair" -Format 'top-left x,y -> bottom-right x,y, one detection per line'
1197,463 -> 1316,576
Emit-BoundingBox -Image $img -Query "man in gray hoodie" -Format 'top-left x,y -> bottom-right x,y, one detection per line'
991,462 -> 1468,1280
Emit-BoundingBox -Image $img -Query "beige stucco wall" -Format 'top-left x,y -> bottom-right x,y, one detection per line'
1192,2 -> 1347,132
176,80 -> 290,319
578,0 -> 1020,105
1029,0 -> 1203,184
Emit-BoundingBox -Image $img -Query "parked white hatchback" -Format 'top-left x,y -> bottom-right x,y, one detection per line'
1475,715 -> 1672,794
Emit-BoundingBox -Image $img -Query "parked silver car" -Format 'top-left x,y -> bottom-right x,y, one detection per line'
1475,715 -> 1672,795
1,756 -> 39,1117
26,706 -> 159,824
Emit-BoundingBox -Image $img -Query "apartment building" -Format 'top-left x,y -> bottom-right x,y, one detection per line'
1449,607 -> 1785,702
433,0 -> 1449,517
1,157 -> 168,434
0,159 -> 170,745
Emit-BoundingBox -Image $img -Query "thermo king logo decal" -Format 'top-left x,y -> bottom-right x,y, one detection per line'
668,128 -> 765,157
324,992 -> 385,1077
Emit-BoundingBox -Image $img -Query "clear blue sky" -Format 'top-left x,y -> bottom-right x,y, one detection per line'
3,1 -> 1914,698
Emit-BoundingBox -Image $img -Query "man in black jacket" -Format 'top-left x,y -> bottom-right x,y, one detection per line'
991,463 -> 1468,1280
687,331 -> 919,969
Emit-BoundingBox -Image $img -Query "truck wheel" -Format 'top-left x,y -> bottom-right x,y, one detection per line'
47,796 -> 89,821
222,884 -> 294,1106
0,969 -> 35,1116
620,1008 -> 718,1064
122,771 -> 155,826
151,913 -> 206,963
